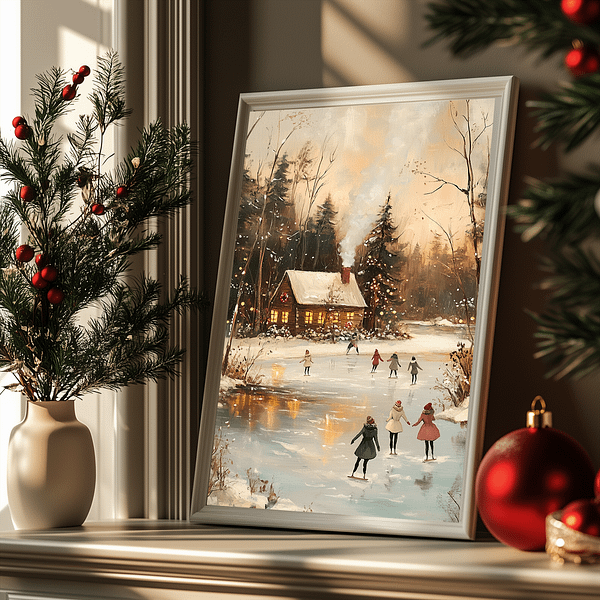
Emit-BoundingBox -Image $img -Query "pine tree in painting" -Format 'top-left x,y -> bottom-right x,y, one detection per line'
357,193 -> 405,331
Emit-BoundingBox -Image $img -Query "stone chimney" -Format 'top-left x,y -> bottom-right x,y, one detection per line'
341,266 -> 351,285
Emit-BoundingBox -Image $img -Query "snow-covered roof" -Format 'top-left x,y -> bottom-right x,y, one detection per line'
284,270 -> 367,308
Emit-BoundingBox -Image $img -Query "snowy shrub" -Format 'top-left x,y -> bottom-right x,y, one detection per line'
209,429 -> 231,496
435,342 -> 472,407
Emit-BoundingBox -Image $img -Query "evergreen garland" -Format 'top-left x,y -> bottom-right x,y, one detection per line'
0,52 -> 207,402
425,0 -> 600,380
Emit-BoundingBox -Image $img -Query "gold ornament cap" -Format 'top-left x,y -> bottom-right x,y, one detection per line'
526,395 -> 552,428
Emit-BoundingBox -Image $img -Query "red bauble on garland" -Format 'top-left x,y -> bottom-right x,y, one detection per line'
595,468 -> 600,497
565,45 -> 600,76
561,0 -> 600,24
78,65 -> 91,77
12,116 -> 25,128
91,203 -> 105,215
476,397 -> 595,551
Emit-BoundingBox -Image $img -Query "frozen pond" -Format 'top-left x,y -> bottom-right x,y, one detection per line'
211,323 -> 470,523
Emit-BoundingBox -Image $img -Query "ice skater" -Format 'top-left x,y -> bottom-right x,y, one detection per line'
350,416 -> 380,479
407,356 -> 423,384
300,349 -> 313,376
346,334 -> 359,354
387,352 -> 400,378
371,349 -> 382,372
385,400 -> 410,455
412,402 -> 440,461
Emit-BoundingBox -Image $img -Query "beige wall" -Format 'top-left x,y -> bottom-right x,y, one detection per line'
203,0 -> 599,467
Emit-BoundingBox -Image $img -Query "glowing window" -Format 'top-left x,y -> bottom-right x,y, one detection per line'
270,309 -> 278,323
317,312 -> 325,324
281,311 -> 289,323
305,311 -> 313,324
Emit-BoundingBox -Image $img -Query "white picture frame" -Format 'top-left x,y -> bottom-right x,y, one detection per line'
191,76 -> 519,540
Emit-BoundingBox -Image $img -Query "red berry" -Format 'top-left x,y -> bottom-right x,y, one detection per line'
35,253 -> 48,268
47,287 -> 65,305
561,0 -> 600,24
15,244 -> 35,262
78,65 -> 91,77
62,84 -> 77,101
31,272 -> 49,290
40,265 -> 58,282
561,498 -> 600,537
91,203 -> 105,215
116,186 -> 129,199
72,72 -> 84,85
12,116 -> 25,128
15,124 -> 31,140
19,186 -> 36,202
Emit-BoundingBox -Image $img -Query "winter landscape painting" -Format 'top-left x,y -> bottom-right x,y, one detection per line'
192,77 -> 519,539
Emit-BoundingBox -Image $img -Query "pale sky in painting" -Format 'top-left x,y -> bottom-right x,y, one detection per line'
244,96 -> 496,266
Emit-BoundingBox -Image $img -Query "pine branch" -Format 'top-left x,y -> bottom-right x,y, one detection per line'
528,75 -> 600,151
530,308 -> 600,380
89,51 -> 132,134
507,168 -> 600,244
425,0 -> 600,59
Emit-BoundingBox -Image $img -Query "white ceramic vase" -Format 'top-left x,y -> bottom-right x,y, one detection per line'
7,400 -> 96,530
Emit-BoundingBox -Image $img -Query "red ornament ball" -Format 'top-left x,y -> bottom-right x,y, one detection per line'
31,272 -> 49,290
91,203 -> 105,215
12,116 -> 25,128
78,65 -> 91,77
19,185 -> 36,202
116,185 -> 129,199
561,498 -> 600,537
72,72 -> 85,85
35,253 -> 48,269
565,45 -> 600,76
476,398 -> 595,551
14,124 -> 31,140
595,468 -> 600,497
40,265 -> 58,283
47,287 -> 65,305
62,84 -> 77,101
561,0 -> 600,24
15,244 -> 34,263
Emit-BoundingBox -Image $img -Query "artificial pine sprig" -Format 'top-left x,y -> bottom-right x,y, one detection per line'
425,0 -> 600,59
528,74 -> 600,151
508,168 -> 600,244
0,52 -> 207,402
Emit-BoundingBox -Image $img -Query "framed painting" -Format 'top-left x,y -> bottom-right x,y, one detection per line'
191,76 -> 519,540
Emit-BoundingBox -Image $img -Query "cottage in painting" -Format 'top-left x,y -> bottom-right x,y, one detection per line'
269,268 -> 367,335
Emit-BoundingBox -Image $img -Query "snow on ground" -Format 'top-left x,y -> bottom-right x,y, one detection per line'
211,322 -> 472,523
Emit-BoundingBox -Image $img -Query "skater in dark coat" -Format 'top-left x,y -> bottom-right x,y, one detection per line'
350,416 -> 380,479
407,356 -> 423,384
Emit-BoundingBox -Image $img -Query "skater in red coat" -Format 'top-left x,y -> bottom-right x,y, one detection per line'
371,349 -> 382,372
412,402 -> 440,461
